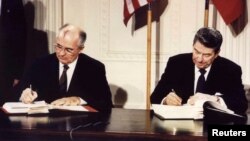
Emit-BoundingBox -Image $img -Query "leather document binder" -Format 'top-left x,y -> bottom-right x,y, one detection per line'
203,101 -> 247,123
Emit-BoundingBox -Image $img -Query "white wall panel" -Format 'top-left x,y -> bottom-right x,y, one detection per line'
24,0 -> 62,52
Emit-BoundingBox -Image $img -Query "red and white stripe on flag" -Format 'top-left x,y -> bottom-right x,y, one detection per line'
123,0 -> 153,26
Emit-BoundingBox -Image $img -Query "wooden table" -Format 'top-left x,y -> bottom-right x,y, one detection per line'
0,108 -> 249,141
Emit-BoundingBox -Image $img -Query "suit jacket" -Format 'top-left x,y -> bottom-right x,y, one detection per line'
19,53 -> 113,112
0,0 -> 26,105
151,53 -> 248,115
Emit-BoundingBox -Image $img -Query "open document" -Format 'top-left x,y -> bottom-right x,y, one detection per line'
2,101 -> 49,114
152,100 -> 240,120
152,104 -> 204,120
2,101 -> 96,115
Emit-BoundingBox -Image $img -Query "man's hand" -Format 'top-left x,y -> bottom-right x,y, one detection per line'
163,91 -> 182,106
51,96 -> 81,106
19,88 -> 38,104
188,92 -> 219,105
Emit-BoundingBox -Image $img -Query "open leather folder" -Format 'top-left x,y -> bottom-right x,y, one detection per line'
152,101 -> 247,122
203,101 -> 247,123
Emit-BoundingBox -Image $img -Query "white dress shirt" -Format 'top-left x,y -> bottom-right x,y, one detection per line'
194,66 -> 211,93
58,57 -> 86,105
59,57 -> 78,91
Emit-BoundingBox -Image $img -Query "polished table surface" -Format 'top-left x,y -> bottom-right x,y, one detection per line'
0,108 -> 249,141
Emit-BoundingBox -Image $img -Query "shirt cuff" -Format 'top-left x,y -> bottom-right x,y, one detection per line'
215,92 -> 227,108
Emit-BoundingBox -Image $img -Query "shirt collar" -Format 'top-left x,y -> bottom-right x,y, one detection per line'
59,57 -> 79,69
195,65 -> 211,74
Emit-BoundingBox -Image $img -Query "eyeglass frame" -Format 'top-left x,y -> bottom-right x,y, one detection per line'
54,43 -> 81,54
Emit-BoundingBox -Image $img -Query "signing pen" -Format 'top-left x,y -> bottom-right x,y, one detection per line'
171,89 -> 175,93
30,84 -> 33,95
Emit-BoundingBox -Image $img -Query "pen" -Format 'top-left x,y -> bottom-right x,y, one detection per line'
172,88 -> 182,105
171,89 -> 175,93
30,84 -> 33,95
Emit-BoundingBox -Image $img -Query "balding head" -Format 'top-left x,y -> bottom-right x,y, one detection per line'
55,24 -> 87,64
57,24 -> 87,48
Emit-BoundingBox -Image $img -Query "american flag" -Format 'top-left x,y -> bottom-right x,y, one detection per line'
123,0 -> 153,26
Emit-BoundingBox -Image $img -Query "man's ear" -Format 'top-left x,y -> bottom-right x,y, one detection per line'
215,49 -> 220,58
79,46 -> 84,50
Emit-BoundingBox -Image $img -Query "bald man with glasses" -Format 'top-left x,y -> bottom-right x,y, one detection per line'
18,24 -> 113,112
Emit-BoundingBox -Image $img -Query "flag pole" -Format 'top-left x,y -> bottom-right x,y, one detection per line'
204,0 -> 209,27
146,3 -> 152,110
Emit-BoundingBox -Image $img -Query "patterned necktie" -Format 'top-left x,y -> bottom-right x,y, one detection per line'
196,69 -> 206,93
59,64 -> 69,96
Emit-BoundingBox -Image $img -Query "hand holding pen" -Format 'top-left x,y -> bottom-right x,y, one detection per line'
163,89 -> 182,106
19,85 -> 38,104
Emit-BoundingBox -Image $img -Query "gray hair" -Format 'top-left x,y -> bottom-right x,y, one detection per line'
57,23 -> 87,48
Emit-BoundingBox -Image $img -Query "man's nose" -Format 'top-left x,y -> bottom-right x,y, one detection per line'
197,54 -> 204,62
59,49 -> 66,55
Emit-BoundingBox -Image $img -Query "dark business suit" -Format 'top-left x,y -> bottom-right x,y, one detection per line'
19,53 -> 113,112
151,53 -> 248,115
0,0 -> 26,105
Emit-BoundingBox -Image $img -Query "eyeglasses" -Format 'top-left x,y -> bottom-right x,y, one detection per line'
54,43 -> 76,54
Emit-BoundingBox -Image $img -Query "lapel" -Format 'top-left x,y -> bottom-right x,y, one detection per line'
49,54 -> 60,88
204,57 -> 220,94
67,54 -> 82,93
175,53 -> 195,100
186,61 -> 195,95
182,53 -> 195,94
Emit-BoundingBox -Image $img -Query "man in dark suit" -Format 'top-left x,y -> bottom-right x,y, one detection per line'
19,24 -> 113,112
0,0 -> 26,105
151,27 -> 248,115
